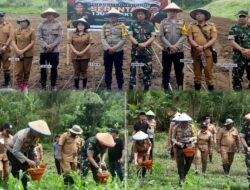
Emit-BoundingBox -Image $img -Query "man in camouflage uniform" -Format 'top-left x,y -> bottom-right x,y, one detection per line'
228,10 -> 250,90
188,8 -> 217,91
160,3 -> 187,90
0,11 -> 13,87
101,8 -> 128,90
80,133 -> 115,183
240,113 -> 250,188
128,7 -> 156,91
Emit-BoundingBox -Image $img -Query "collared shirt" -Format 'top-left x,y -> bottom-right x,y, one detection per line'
188,22 -> 217,56
134,121 -> 150,134
0,21 -> 13,45
172,125 -> 195,146
196,130 -> 212,151
8,128 -> 36,163
36,19 -> 63,53
69,31 -> 93,59
58,132 -> 81,163
14,27 -> 35,57
101,22 -> 128,52
160,18 -> 187,52
0,132 -> 12,161
217,127 -> 239,152
133,139 -> 151,154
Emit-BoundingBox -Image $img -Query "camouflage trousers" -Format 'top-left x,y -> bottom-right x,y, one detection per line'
80,157 -> 99,183
232,56 -> 250,90
245,152 -> 250,184
129,55 -> 152,90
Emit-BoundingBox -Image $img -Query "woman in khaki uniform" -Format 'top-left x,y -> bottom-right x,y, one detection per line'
194,122 -> 212,175
217,119 -> 239,175
133,131 -> 152,177
70,18 -> 93,90
12,16 -> 35,93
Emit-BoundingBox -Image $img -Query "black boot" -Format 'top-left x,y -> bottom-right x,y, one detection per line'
74,79 -> 79,90
194,83 -> 201,90
4,73 -> 10,87
208,85 -> 214,91
144,85 -> 149,91
223,165 -> 229,175
209,155 -> 212,163
83,78 -> 87,89
228,164 -> 231,174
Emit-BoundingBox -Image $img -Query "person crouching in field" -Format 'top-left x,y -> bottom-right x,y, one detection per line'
7,120 -> 51,190
0,123 -> 12,184
128,7 -> 156,91
172,113 -> 196,185
217,119 -> 239,176
108,128 -> 124,181
70,18 -> 93,90
58,125 -> 83,185
80,132 -> 115,183
133,131 -> 152,177
53,134 -> 61,175
12,16 -> 35,93
194,122 -> 212,175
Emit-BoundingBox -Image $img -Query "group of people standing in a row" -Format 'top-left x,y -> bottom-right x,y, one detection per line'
0,120 -> 124,189
1,3 -> 249,92
168,112 -> 250,188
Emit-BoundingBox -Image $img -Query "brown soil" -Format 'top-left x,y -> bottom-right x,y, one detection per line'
0,13 -> 247,91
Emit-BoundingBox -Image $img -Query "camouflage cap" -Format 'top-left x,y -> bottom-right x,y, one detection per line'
236,10 -> 249,17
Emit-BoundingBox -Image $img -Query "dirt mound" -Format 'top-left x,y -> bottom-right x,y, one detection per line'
0,13 -> 246,91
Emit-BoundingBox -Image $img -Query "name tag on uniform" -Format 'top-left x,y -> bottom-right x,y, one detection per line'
131,62 -> 145,67
40,65 -> 52,69
180,59 -> 193,64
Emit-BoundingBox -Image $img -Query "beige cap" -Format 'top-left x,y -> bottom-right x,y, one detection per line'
224,118 -> 234,125
69,125 -> 83,135
41,8 -> 60,18
96,133 -> 116,148
175,113 -> 192,122
163,2 -> 182,12
28,120 -> 51,136
146,110 -> 155,117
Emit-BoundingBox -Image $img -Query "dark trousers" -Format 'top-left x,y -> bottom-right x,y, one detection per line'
162,51 -> 184,89
104,50 -> 124,89
55,158 -> 61,175
176,148 -> 194,180
81,162 -> 99,183
40,52 -> 59,87
7,150 -> 29,190
109,160 -> 124,181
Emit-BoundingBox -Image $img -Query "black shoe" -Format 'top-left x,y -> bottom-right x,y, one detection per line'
4,73 -> 11,87
194,83 -> 201,90
144,85 -> 149,91
209,155 -> 212,163
82,78 -> 87,89
74,79 -> 79,90
208,85 -> 214,91
129,84 -> 134,90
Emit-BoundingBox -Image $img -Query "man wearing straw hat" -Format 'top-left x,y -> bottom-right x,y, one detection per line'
217,118 -> 239,175
188,8 -> 217,91
228,10 -> 250,90
0,11 -> 13,88
128,7 -> 156,91
58,125 -> 83,181
7,120 -> 51,190
101,8 -> 128,90
37,8 -> 63,91
80,132 -> 115,183
172,113 -> 196,185
240,113 -> 250,188
160,3 -> 187,91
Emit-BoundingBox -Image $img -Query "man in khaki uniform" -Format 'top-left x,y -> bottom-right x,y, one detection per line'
217,119 -> 239,175
58,125 -> 82,184
0,12 -> 13,87
188,8 -> 217,91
